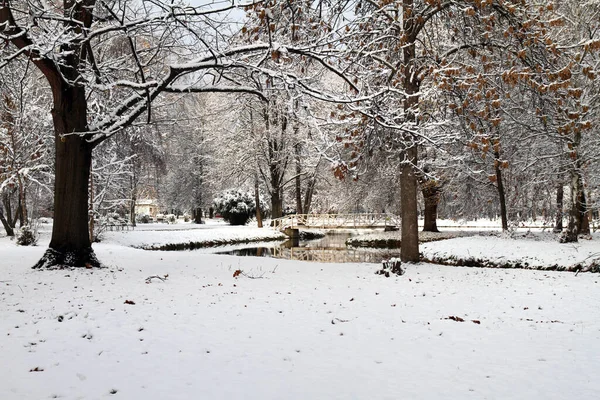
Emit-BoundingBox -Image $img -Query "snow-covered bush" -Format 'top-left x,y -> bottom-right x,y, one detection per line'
166,214 -> 177,224
16,225 -> 38,246
213,190 -> 267,225
136,214 -> 152,224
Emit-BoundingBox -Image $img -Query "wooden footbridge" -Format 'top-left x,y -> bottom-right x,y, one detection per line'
270,246 -> 397,263
271,213 -> 400,230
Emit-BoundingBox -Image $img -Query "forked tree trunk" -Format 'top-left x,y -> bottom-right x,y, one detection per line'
34,85 -> 100,269
553,184 -> 563,233
422,181 -> 440,232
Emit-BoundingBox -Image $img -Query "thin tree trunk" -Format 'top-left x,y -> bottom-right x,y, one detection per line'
3,192 -> 15,229
422,182 -> 440,232
16,193 -> 25,227
0,207 -> 14,236
562,169 -> 582,243
16,174 -> 28,226
294,143 -> 303,214
255,175 -> 263,228
553,184 -> 563,232
303,177 -> 316,214
130,175 -> 137,227
579,189 -> 590,235
494,151 -> 508,231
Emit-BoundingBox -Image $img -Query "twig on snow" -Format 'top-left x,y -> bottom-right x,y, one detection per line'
145,274 -> 169,283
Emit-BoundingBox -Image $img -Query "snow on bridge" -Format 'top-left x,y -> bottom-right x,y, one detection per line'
271,213 -> 400,230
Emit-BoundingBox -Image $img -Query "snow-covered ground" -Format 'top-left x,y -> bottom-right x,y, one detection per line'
421,233 -> 600,271
1,224 -> 600,399
101,220 -> 286,250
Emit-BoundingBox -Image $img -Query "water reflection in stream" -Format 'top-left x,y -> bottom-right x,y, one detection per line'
214,232 -> 402,264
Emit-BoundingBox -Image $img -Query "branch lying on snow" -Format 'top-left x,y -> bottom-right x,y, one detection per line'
145,274 -> 169,283
574,253 -> 600,276
233,269 -> 265,279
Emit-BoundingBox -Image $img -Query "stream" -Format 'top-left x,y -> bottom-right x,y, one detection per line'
211,232 -> 403,263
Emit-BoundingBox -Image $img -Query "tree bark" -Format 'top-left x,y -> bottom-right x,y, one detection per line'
194,208 -> 203,224
400,146 -> 419,262
3,191 -> 15,229
33,84 -> 100,268
254,175 -> 263,228
579,189 -> 590,235
303,177 -> 316,214
422,181 -> 440,232
399,0 -> 420,263
271,189 -> 283,219
553,184 -> 563,232
562,169 -> 582,243
562,131 -> 584,243
129,175 -> 137,227
294,143 -> 303,214
0,206 -> 14,236
494,151 -> 508,231
16,174 -> 28,227
88,168 -> 94,243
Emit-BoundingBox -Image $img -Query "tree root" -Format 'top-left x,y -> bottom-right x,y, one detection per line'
32,248 -> 103,270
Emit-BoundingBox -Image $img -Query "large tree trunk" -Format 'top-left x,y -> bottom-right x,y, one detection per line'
88,169 -> 95,243
271,189 -> 283,219
553,184 -> 563,233
34,85 -> 100,269
194,208 -> 203,224
399,0 -> 420,263
494,151 -> 508,231
400,146 -> 419,262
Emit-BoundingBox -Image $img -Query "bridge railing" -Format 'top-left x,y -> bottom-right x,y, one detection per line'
271,213 -> 400,230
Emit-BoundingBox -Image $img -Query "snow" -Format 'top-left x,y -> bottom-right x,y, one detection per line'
101,220 -> 286,249
1,225 -> 600,399
421,232 -> 600,270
